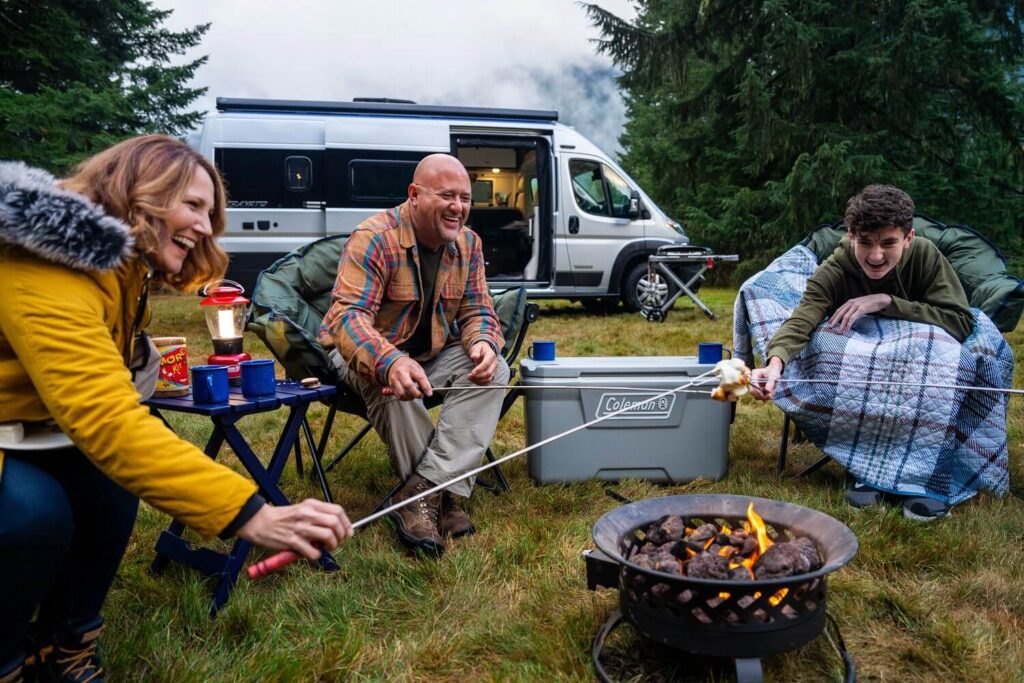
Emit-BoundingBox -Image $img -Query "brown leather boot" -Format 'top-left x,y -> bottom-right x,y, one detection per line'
36,625 -> 105,683
440,492 -> 476,538
387,473 -> 445,557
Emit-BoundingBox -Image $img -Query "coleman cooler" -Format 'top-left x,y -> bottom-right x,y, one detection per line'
521,356 -> 730,484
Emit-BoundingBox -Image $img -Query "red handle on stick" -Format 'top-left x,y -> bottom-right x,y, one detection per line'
247,550 -> 301,579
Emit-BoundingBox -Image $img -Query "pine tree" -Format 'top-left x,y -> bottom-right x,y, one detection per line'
0,0 -> 209,172
585,1 -> 1024,264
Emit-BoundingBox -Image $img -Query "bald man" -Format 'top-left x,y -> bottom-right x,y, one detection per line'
320,154 -> 509,557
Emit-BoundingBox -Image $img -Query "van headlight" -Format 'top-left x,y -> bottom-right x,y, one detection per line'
668,219 -> 687,239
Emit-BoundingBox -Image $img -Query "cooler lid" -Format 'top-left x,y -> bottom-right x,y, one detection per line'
520,356 -> 716,379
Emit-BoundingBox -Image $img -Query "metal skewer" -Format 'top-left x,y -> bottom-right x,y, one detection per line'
385,383 -> 716,396
752,376 -> 1024,396
248,369 -> 717,578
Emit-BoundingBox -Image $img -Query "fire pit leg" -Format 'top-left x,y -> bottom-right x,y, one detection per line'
734,658 -> 763,683
591,609 -> 626,683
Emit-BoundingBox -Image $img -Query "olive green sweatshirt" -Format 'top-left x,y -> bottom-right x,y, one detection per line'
765,237 -> 973,366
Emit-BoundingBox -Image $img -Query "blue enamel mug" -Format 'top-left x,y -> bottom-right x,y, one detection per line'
191,365 -> 229,404
240,359 -> 276,398
697,342 -> 732,364
528,339 -> 556,361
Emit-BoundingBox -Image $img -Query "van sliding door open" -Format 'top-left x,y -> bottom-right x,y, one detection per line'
452,134 -> 553,287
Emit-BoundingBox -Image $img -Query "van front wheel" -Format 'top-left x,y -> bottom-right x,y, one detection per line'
623,262 -> 677,312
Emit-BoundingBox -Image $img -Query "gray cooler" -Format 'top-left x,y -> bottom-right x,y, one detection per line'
521,356 -> 730,484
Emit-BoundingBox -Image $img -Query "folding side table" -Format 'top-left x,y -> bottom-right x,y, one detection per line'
147,380 -> 338,614
641,246 -> 739,322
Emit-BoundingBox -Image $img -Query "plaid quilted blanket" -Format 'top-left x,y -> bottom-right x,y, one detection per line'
734,245 -> 1014,504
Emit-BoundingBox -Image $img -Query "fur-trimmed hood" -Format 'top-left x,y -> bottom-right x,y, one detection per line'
0,161 -> 134,271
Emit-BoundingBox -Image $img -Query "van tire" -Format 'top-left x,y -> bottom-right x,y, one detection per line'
623,262 -> 677,312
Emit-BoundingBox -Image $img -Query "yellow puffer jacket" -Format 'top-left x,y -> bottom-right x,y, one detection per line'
0,162 -> 256,538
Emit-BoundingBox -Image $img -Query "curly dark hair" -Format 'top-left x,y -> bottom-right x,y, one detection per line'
844,185 -> 915,236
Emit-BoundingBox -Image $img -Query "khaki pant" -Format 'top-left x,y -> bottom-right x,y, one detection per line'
330,344 -> 510,498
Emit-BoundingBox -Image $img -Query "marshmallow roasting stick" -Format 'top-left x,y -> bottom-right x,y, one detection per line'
753,376 -> 1024,396
247,368 -> 718,579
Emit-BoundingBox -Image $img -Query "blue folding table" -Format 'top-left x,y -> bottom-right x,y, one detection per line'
147,380 -> 339,614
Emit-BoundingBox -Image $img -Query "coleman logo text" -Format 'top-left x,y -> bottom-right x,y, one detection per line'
596,393 -> 675,419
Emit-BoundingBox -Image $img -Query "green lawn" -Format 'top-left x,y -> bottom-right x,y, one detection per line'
102,288 -> 1024,682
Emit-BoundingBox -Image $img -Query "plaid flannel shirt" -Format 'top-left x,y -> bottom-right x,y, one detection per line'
319,202 -> 504,385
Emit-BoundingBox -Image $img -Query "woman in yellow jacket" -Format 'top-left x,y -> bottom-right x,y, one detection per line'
0,136 -> 353,683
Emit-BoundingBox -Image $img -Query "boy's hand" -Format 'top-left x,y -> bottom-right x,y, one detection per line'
828,294 -> 892,335
750,357 -> 784,400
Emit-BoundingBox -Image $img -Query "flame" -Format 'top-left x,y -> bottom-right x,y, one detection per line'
746,502 -> 773,555
769,588 -> 789,606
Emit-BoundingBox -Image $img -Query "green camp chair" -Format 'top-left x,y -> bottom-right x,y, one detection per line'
777,212 -> 1024,476
247,234 -> 539,502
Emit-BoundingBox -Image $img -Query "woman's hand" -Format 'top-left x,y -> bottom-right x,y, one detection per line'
749,357 -> 784,400
236,499 -> 353,560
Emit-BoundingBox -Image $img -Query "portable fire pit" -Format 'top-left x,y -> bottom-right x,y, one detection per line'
584,494 -> 858,682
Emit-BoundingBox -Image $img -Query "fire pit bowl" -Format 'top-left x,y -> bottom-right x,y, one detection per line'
586,494 -> 858,680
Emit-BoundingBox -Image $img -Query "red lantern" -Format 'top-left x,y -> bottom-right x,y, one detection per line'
199,280 -> 251,383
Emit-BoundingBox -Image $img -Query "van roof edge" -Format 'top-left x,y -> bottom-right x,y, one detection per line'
215,97 -> 559,122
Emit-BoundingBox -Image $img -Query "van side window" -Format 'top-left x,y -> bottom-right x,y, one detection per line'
569,160 -> 608,215
284,156 -> 312,192
349,159 -> 417,201
603,166 -> 633,218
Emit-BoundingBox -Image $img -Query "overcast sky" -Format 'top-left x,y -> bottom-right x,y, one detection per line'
157,0 -> 637,156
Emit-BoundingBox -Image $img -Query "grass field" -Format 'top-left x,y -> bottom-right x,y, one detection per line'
100,288 -> 1024,682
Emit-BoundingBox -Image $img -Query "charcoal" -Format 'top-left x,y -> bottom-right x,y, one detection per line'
632,553 -> 656,570
677,589 -> 695,605
740,536 -> 758,556
658,540 -> 689,559
650,582 -> 673,598
728,566 -> 753,581
686,553 -> 730,579
780,604 -> 799,619
736,594 -> 757,609
652,552 -> 683,576
753,542 -> 811,579
637,542 -> 662,555
647,515 -> 686,544
717,545 -> 738,560
790,537 -> 822,570
706,543 -> 724,556
683,523 -> 718,551
715,532 -> 733,546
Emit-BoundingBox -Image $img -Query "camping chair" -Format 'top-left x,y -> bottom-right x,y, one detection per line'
771,213 -> 1023,477
246,234 -> 539,502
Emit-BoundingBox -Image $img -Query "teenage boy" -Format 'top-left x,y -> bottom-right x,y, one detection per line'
750,184 -> 973,516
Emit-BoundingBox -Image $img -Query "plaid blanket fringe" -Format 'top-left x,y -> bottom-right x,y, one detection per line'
734,246 -> 1014,504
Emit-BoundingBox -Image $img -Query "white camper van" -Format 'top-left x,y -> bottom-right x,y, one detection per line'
196,97 -> 697,310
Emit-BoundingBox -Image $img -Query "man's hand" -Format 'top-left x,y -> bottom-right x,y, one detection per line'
828,294 -> 892,335
749,356 -> 784,400
236,498 -> 353,560
467,340 -> 498,385
388,356 -> 432,400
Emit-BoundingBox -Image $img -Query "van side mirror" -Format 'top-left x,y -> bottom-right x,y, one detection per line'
627,190 -> 641,220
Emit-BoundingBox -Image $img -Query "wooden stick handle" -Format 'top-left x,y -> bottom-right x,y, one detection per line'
247,550 -> 301,579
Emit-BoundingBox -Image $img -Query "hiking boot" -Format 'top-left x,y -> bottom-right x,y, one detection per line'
36,625 -> 105,683
387,473 -> 445,557
440,492 -> 476,538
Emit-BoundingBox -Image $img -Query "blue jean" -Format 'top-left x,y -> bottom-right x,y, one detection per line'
0,447 -> 138,674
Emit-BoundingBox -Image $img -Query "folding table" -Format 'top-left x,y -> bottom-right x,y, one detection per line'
147,380 -> 338,614
640,245 -> 739,322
